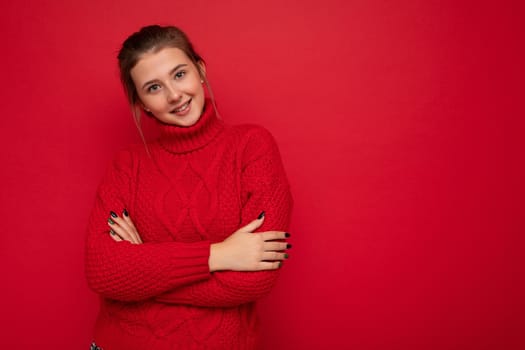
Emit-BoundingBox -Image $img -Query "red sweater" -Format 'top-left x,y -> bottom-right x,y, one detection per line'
85,101 -> 293,349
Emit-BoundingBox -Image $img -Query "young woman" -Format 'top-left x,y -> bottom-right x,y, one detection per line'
85,25 -> 293,349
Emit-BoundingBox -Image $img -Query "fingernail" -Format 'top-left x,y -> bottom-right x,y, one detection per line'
287,243 -> 292,249
108,218 -> 115,225
278,261 -> 283,268
110,211 -> 118,218
109,229 -> 116,236
284,253 -> 289,259
123,209 -> 129,217
285,232 -> 291,238
257,211 -> 265,220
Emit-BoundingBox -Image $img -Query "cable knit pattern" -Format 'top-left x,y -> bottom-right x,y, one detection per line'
85,100 -> 293,349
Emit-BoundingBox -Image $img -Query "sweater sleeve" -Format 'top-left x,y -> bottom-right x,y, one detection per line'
155,126 -> 293,307
84,149 -> 212,302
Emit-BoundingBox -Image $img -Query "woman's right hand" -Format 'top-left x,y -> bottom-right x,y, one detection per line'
209,212 -> 290,272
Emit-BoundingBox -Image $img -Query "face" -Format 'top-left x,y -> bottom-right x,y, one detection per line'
131,47 -> 205,127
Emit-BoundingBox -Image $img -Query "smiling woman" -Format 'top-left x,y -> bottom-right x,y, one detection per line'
131,48 -> 206,127
84,25 -> 293,349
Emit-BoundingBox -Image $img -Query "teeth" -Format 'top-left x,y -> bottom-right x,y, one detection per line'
174,101 -> 189,113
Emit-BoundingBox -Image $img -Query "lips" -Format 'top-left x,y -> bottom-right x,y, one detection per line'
171,99 -> 191,113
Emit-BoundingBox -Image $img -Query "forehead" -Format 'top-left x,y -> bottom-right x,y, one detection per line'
131,47 -> 192,84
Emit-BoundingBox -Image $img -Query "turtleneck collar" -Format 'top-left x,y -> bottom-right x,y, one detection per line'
157,99 -> 225,154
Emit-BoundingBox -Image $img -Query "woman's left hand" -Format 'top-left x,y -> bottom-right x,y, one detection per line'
107,209 -> 143,244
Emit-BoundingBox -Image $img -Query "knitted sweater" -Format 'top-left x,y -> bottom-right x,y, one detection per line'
85,100 -> 293,350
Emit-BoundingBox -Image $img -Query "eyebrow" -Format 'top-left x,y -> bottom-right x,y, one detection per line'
141,64 -> 188,89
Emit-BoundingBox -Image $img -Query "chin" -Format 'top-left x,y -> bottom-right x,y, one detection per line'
173,114 -> 200,127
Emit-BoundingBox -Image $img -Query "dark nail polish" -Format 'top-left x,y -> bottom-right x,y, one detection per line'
286,243 -> 292,249
123,209 -> 129,217
110,211 -> 118,218
108,218 -> 115,225
284,253 -> 289,259
257,211 -> 265,220
285,232 -> 291,238
278,261 -> 283,268
109,229 -> 116,236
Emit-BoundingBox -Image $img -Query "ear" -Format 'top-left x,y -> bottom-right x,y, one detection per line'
197,60 -> 206,79
137,99 -> 150,112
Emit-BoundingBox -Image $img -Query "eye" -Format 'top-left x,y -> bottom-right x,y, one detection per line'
174,70 -> 186,79
147,83 -> 161,93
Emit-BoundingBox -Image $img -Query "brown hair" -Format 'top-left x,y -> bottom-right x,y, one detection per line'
117,25 -> 217,147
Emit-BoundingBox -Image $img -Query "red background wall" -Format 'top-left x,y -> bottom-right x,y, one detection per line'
1,0 -> 524,348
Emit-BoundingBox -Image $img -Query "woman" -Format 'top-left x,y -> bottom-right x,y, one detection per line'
85,25 -> 293,349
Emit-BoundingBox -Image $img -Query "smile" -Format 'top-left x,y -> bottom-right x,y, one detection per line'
171,99 -> 191,113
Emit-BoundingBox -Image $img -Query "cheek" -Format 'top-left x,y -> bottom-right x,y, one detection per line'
193,81 -> 206,99
188,79 -> 203,94
140,94 -> 163,110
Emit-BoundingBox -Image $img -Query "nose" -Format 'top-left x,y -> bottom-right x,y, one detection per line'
165,83 -> 182,103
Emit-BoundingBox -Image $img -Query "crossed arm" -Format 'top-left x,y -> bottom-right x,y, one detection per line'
85,127 -> 293,306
